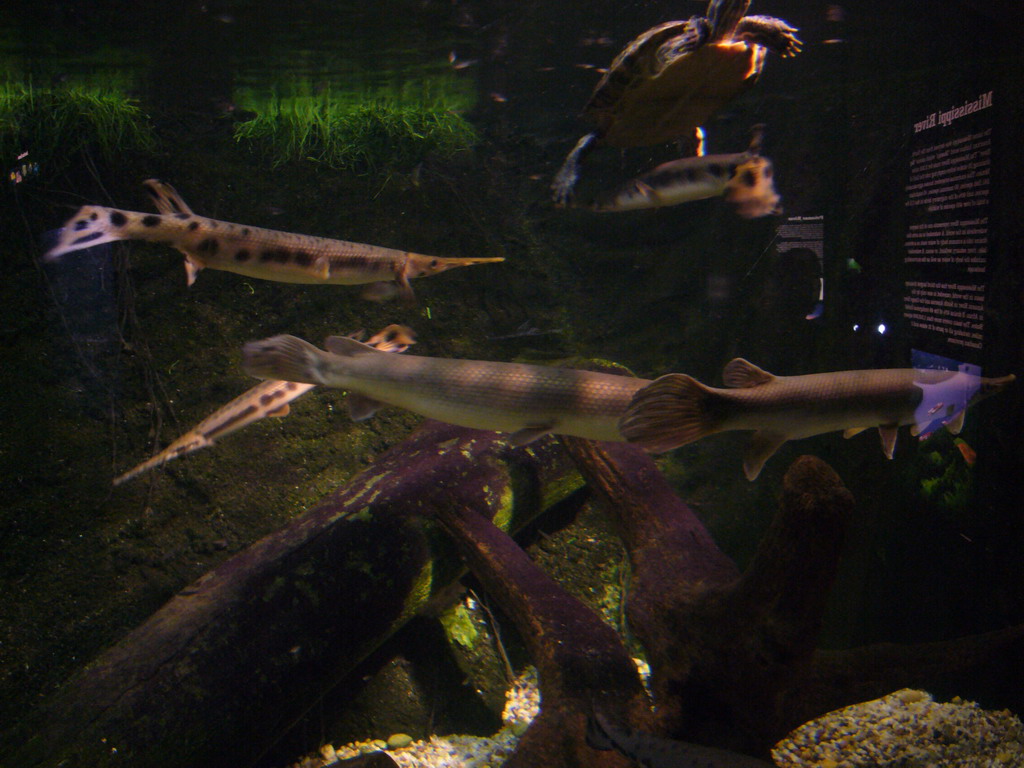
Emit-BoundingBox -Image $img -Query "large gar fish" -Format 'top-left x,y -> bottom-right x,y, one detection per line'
44,179 -> 503,301
619,358 -> 1016,480
241,334 -> 653,445
592,125 -> 782,217
114,325 -> 416,485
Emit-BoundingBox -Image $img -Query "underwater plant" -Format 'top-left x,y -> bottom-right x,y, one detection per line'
0,79 -> 155,172
917,433 -> 974,515
233,77 -> 479,172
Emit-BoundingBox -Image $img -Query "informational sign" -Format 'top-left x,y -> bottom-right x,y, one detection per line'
776,214 -> 824,320
901,91 -> 993,362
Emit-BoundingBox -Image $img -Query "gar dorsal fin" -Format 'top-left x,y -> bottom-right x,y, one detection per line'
324,335 -> 385,357
142,178 -> 195,216
722,358 -> 775,388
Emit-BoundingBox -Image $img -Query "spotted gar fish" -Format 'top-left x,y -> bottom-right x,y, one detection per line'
113,379 -> 315,486
592,125 -> 782,217
44,179 -> 503,301
620,358 -> 1016,480
242,334 -> 652,445
114,326 -> 416,485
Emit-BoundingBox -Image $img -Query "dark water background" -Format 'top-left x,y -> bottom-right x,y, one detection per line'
1,0 -> 1022,763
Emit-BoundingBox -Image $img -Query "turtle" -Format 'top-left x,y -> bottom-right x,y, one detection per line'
551,0 -> 801,205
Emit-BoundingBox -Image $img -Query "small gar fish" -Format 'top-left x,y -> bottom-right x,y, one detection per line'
113,379 -> 315,486
592,125 -> 782,217
586,713 -> 773,768
45,179 -> 504,301
114,325 -> 415,485
242,334 -> 654,445
619,358 -> 1016,480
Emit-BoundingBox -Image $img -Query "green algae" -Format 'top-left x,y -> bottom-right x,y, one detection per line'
232,77 -> 478,172
439,602 -> 479,649
489,481 -> 516,533
0,79 -> 155,170
393,559 -> 435,629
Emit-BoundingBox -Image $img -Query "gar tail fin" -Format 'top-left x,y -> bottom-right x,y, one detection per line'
142,178 -> 195,216
44,206 -> 133,261
724,156 -> 782,218
242,335 -> 329,384
619,373 -> 725,453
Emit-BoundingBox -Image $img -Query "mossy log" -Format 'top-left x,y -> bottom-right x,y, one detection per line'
433,495 -> 653,768
560,439 -> 1024,756
13,421 -> 584,768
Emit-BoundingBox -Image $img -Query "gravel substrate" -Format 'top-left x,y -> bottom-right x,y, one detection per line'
772,688 -> 1024,768
293,676 -> 1023,768
297,667 -> 540,768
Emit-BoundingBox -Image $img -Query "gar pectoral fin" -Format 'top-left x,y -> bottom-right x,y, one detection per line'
347,393 -> 383,421
396,263 -> 416,304
944,409 -> 965,435
507,423 -> 555,446
619,373 -> 722,453
184,255 -> 203,286
878,425 -> 898,459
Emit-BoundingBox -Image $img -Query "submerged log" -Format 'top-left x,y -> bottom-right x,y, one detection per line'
433,495 -> 653,768
560,440 -> 1024,756
12,421 -> 584,768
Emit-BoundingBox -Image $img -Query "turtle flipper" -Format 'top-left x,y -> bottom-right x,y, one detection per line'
734,15 -> 803,57
552,132 -> 598,206
655,16 -> 711,67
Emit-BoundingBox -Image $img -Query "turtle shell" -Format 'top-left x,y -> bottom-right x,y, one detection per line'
585,28 -> 764,149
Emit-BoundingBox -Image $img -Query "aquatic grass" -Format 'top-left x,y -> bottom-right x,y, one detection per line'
0,79 -> 155,170
233,78 -> 479,172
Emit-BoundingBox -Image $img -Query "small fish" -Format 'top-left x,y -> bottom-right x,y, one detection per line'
592,125 -> 782,217
242,334 -> 654,445
112,379 -> 315,486
114,326 -> 416,485
586,713 -> 773,768
619,359 -> 1015,480
45,180 -> 503,302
